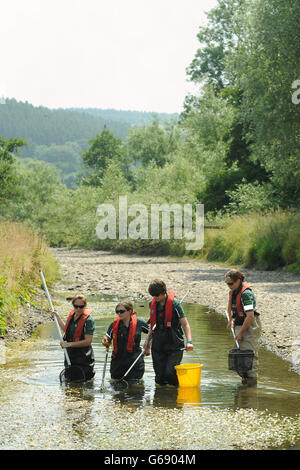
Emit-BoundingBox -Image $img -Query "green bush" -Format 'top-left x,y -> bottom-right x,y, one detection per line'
200,210 -> 300,271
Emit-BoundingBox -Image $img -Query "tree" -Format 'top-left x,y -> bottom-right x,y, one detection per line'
186,0 -> 246,93
182,0 -> 272,212
33,142 -> 82,188
234,0 -> 300,206
0,137 -> 26,201
80,128 -> 126,186
125,118 -> 180,168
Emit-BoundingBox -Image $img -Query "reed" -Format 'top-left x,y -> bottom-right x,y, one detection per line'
0,218 -> 58,332
200,209 -> 300,271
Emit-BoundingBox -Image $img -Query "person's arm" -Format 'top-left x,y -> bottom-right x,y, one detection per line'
143,321 -> 152,355
180,317 -> 193,351
61,334 -> 93,349
235,289 -> 256,341
51,311 -> 66,331
235,311 -> 255,342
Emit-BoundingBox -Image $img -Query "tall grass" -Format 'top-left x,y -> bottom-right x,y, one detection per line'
0,218 -> 58,332
200,209 -> 300,271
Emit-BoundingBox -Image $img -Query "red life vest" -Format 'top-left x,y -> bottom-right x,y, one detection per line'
228,282 -> 253,318
112,314 -> 137,355
64,309 -> 93,341
150,291 -> 175,330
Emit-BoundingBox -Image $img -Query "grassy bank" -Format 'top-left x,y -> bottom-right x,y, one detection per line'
0,219 -> 58,334
199,209 -> 300,272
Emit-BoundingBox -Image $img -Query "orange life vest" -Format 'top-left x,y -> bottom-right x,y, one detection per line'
64,308 -> 93,341
112,314 -> 137,355
228,282 -> 253,318
150,291 -> 175,330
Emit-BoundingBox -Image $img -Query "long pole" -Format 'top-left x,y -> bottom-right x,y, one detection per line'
100,346 -> 109,391
180,289 -> 190,304
39,269 -> 71,366
225,310 -> 240,349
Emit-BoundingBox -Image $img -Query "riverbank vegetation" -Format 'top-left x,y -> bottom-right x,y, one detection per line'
0,219 -> 58,334
0,0 -> 300,282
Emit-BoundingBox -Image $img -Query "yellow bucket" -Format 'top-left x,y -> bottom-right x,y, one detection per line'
175,363 -> 202,387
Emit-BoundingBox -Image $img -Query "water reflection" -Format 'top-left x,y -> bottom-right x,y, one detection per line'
177,386 -> 202,408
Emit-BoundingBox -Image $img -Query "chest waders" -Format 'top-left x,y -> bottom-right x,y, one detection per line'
63,316 -> 95,382
150,292 -> 187,386
111,317 -> 145,390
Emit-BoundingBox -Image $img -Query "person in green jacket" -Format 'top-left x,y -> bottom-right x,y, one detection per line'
144,279 -> 193,387
102,301 -> 149,384
225,269 -> 262,385
52,294 -> 95,381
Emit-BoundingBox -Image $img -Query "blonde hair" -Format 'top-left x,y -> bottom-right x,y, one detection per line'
72,294 -> 87,307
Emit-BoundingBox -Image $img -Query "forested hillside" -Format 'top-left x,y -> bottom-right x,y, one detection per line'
0,98 -> 131,145
71,108 -> 178,126
0,99 -> 176,187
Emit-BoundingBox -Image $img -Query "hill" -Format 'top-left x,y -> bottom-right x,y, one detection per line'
0,99 -> 177,188
70,108 -> 179,125
0,98 -> 130,147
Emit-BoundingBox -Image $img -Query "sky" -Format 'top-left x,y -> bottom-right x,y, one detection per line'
0,0 -> 218,113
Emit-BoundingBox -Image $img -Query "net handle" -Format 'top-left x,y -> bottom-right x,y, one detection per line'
226,310 -> 240,349
39,269 -> 71,366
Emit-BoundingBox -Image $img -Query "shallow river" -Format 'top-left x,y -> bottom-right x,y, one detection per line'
0,298 -> 299,450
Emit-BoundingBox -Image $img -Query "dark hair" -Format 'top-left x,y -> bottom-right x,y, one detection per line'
115,301 -> 136,315
225,269 -> 245,282
148,279 -> 167,296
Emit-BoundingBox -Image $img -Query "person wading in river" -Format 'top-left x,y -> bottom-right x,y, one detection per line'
144,280 -> 193,387
225,269 -> 262,386
52,294 -> 95,380
102,301 -> 149,384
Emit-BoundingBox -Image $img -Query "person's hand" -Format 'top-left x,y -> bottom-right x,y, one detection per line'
185,342 -> 194,352
60,340 -> 68,349
102,338 -> 110,348
227,320 -> 234,329
51,311 -> 59,319
143,345 -> 151,356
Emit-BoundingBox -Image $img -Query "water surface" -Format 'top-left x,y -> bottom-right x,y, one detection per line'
0,301 -> 299,450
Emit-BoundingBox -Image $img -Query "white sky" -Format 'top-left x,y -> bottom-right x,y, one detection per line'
0,0 -> 217,113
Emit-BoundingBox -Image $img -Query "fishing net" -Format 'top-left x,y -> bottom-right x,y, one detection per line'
112,378 -> 129,391
59,365 -> 87,384
112,378 -> 143,391
228,349 -> 254,376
